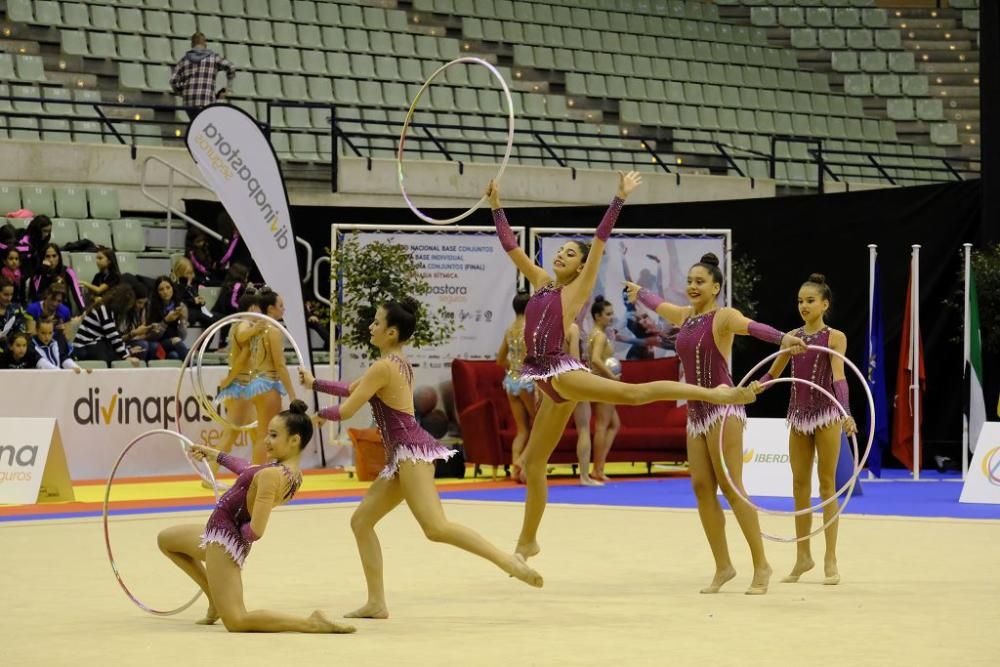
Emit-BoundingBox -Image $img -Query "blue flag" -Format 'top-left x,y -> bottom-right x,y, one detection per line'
866,259 -> 890,476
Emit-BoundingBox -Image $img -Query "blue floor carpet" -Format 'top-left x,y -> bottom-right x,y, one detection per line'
440,476 -> 1000,520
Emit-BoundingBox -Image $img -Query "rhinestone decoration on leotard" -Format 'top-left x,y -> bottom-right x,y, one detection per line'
675,310 -> 746,437
787,327 -> 842,434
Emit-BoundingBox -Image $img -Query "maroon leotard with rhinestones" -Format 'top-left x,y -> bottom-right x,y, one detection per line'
675,310 -> 746,437
369,355 -> 456,479
200,461 -> 301,568
787,327 -> 841,434
520,284 -> 588,403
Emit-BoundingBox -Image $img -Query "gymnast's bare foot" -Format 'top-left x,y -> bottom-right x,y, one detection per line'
700,566 -> 736,594
781,556 -> 815,583
515,540 -> 541,560
823,557 -> 840,585
746,564 -> 772,595
344,602 -> 389,620
579,475 -> 604,487
506,553 -> 544,588
196,604 -> 219,625
310,610 -> 356,633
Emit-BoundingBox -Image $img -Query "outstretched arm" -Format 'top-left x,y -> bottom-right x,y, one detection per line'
567,171 -> 641,308
624,281 -> 690,327
300,366 -> 351,397
316,360 -> 391,422
718,308 -> 806,353
486,181 -> 550,289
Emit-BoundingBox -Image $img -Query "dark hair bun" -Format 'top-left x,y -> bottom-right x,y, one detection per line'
594,295 -> 606,303
399,296 -> 419,315
288,399 -> 309,415
807,273 -> 826,285
700,253 -> 720,267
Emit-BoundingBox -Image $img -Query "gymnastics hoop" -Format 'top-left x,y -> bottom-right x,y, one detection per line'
102,429 -> 219,616
717,344 -> 875,543
397,56 -> 515,225
174,312 -> 308,485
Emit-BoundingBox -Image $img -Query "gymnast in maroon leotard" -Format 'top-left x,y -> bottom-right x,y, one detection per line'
760,273 -> 856,586
627,253 -> 808,595
300,298 -> 543,621
487,173 -> 761,564
157,401 -> 354,633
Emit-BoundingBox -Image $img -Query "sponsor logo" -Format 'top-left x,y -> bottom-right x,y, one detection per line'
194,121 -> 290,250
743,449 -> 753,464
73,387 -> 214,429
0,444 -> 39,482
982,446 -> 1000,486
744,448 -> 789,464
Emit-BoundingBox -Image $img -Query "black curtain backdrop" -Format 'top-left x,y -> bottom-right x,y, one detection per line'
188,179 -> 986,468
980,1 -> 999,246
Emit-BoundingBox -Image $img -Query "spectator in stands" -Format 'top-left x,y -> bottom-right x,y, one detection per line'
25,284 -> 72,337
215,212 -> 253,280
172,257 -> 216,328
123,282 -> 160,360
170,32 -> 237,116
150,276 -> 190,360
213,262 -> 251,319
2,248 -> 26,304
186,226 -> 217,285
81,247 -> 122,301
73,284 -> 141,367
22,215 -> 52,275
305,299 -> 329,349
0,276 -> 27,351
32,319 -> 85,373
0,331 -> 40,369
29,243 -> 85,314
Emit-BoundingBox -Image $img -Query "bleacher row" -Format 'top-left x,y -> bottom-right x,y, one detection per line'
0,0 -> 981,185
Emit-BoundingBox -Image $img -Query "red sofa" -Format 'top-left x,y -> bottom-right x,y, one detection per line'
451,357 -> 689,475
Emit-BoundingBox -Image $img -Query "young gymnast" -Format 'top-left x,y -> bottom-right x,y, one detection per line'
158,400 -> 354,633
626,254 -> 807,595
487,173 -> 760,562
496,290 -> 536,484
587,296 -> 621,482
567,321 -> 601,486
300,298 -> 543,620
760,274 -> 856,586
217,287 -> 295,464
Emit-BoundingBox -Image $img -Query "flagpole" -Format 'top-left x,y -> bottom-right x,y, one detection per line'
962,243 -> 973,479
868,244 -> 877,480
911,244 -> 921,480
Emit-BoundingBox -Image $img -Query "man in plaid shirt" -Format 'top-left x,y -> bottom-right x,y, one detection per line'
170,32 -> 237,114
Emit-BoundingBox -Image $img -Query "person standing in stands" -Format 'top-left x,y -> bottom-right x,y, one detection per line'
170,32 -> 237,117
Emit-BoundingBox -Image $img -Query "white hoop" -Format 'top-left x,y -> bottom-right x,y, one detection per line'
174,312 -> 308,486
397,56 -> 515,225
103,429 -> 219,616
717,344 -> 876,543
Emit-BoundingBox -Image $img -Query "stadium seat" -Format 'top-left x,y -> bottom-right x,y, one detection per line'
21,186 -> 56,217
87,188 -> 120,219
112,219 -> 145,252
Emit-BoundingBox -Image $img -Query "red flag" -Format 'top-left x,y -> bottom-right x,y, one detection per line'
891,270 -> 925,471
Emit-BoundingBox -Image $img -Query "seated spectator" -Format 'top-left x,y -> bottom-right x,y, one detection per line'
28,243 -> 85,314
73,284 -> 141,367
212,262 -> 250,319
150,276 -> 189,360
81,247 -> 122,301
32,318 -> 85,373
172,257 -> 216,328
0,331 -> 41,369
0,276 -> 27,350
21,215 -> 52,276
214,212 -> 252,280
186,226 -> 217,286
25,284 -> 72,337
123,283 -> 161,360
306,299 -> 330,349
2,248 -> 26,304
